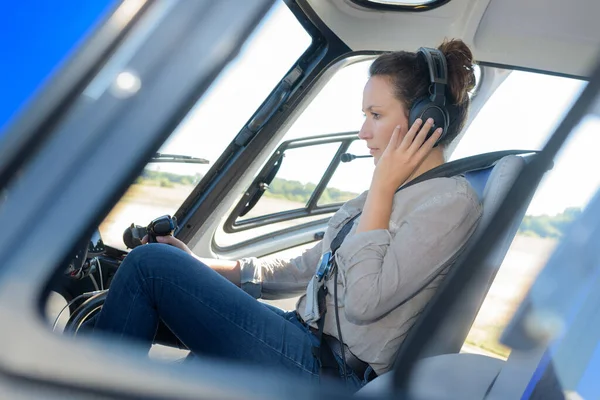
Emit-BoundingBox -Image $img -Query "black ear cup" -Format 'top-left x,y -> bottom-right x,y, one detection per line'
409,47 -> 452,147
408,97 -> 450,145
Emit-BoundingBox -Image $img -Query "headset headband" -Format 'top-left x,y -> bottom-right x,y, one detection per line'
418,47 -> 448,107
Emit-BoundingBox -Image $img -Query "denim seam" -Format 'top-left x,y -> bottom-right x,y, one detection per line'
142,276 -> 318,377
119,285 -> 143,340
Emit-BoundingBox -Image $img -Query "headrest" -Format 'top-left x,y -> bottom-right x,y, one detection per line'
464,155 -> 527,229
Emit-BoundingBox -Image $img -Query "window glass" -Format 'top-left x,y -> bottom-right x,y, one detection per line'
318,139 -> 374,206
451,70 -> 585,161
283,60 -> 372,141
238,142 -> 342,222
215,139 -> 360,249
447,70 -> 590,358
477,118 -> 600,400
97,2 -> 311,250
461,110 -> 600,363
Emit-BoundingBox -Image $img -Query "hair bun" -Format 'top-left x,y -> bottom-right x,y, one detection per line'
437,39 -> 476,105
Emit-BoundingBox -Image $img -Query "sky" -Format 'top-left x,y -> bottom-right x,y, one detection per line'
1,1 -> 599,396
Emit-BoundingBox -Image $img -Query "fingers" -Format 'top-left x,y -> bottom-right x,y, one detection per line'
156,235 -> 175,245
155,235 -> 193,256
415,127 -> 443,158
398,119 -> 422,151
409,118 -> 436,152
141,235 -> 148,244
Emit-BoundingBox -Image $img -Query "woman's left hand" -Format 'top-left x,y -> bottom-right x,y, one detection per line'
371,118 -> 442,193
141,234 -> 193,256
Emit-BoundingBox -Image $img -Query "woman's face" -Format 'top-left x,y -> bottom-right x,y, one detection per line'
359,75 -> 409,164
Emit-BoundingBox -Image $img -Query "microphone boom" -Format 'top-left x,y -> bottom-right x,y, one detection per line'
340,153 -> 373,163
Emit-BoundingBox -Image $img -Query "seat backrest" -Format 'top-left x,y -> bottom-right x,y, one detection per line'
357,154 -> 558,397
420,154 -> 533,358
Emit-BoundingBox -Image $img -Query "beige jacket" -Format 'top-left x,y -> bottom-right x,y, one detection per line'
239,176 -> 482,375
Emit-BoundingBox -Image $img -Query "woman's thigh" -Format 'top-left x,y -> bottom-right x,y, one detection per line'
98,244 -> 321,380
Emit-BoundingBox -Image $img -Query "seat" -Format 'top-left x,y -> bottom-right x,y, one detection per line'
357,353 -> 505,399
357,153 -> 542,397
420,154 -> 534,358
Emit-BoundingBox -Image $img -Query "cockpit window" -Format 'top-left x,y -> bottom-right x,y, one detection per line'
97,2 -> 311,250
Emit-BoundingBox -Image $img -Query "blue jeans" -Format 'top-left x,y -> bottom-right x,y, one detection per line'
90,244 -> 367,390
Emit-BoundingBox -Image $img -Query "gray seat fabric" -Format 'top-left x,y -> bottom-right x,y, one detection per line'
420,154 -> 531,358
355,353 -> 505,399
355,350 -> 564,400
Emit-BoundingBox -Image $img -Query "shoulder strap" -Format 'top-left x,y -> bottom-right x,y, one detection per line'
328,149 -> 537,255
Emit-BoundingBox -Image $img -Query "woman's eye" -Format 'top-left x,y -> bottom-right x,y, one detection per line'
372,113 -> 380,120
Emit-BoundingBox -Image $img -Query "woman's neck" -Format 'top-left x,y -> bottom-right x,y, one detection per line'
406,147 -> 446,183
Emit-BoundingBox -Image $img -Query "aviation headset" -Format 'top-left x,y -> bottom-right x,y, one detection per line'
408,47 -> 452,146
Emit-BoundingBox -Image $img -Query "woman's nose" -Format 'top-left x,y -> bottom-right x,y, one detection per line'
358,121 -> 372,140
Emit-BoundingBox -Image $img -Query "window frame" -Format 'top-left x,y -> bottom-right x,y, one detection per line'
222,131 -> 359,235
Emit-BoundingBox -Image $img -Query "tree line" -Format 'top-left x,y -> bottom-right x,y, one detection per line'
137,170 -> 582,238
518,207 -> 581,238
135,169 -> 202,188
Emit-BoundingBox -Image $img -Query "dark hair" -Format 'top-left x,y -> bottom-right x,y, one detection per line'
369,39 -> 476,146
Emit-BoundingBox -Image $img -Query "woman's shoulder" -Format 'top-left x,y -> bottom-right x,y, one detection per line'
391,176 -> 482,220
403,175 -> 479,202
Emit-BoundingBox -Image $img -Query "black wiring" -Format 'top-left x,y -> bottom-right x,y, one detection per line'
333,267 -> 348,384
51,290 -> 104,331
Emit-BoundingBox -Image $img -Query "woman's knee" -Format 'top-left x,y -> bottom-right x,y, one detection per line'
125,243 -> 165,266
118,243 -> 209,282
114,244 -> 174,282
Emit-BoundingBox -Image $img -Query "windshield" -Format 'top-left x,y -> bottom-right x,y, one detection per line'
97,2 -> 311,250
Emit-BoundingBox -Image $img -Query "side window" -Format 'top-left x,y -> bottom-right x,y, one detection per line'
215,134 -> 363,249
238,142 -> 343,221
451,70 -> 585,160
97,3 -> 311,250
235,139 -> 373,223
459,71 -> 594,360
318,139 -> 375,206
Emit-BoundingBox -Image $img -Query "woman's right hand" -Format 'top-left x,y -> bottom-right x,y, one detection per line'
141,234 -> 193,256
370,118 -> 442,193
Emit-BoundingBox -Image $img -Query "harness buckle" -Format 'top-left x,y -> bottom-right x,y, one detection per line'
315,251 -> 333,282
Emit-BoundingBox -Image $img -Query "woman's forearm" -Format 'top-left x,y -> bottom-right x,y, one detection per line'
356,185 -> 395,233
196,256 -> 241,286
149,235 -> 243,286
